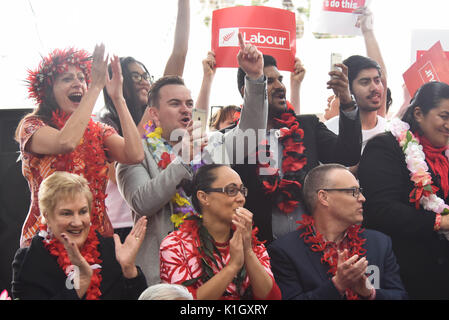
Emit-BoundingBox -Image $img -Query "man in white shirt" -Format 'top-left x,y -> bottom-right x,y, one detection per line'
325,55 -> 386,153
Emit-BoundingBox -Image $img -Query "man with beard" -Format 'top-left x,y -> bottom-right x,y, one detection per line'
324,55 -> 386,153
233,54 -> 362,244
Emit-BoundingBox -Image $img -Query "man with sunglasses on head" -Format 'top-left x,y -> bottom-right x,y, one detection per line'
115,34 -> 268,286
267,164 -> 407,300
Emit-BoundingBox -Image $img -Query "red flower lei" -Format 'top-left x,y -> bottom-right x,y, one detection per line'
180,216 -> 264,298
51,110 -> 110,236
26,47 -> 92,105
297,214 -> 367,300
256,107 -> 307,214
233,101 -> 306,214
40,225 -> 103,300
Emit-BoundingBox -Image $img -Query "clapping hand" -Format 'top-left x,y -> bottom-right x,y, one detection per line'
232,207 -> 254,254
114,216 -> 147,279
90,44 -> 109,90
105,55 -> 124,102
60,233 -> 93,298
229,227 -> 244,272
333,249 -> 369,294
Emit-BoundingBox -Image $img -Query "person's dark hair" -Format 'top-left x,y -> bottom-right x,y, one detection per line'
401,81 -> 449,134
148,75 -> 185,108
302,164 -> 348,214
386,87 -> 393,114
181,164 -> 226,214
237,54 -> 277,97
101,56 -> 151,134
343,55 -> 381,92
209,105 -> 239,130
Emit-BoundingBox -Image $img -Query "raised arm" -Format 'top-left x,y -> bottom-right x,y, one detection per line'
356,6 -> 388,117
215,33 -> 268,162
163,0 -> 190,77
290,57 -> 306,114
104,56 -> 144,164
195,51 -> 216,113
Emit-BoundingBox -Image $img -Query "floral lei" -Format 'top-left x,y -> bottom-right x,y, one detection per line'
51,110 -> 110,235
297,214 -> 367,300
389,118 -> 449,215
27,47 -> 91,105
256,105 -> 307,214
389,118 -> 449,239
39,224 -> 103,300
180,215 -> 263,298
143,121 -> 200,227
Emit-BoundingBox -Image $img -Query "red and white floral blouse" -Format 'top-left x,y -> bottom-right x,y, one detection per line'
18,115 -> 116,247
159,219 -> 281,300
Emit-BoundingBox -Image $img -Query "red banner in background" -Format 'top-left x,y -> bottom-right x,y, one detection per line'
403,41 -> 449,96
322,0 -> 366,14
212,6 -> 296,72
417,50 -> 449,61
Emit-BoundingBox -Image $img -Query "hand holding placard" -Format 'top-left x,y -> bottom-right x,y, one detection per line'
237,32 -> 264,80
354,6 -> 373,32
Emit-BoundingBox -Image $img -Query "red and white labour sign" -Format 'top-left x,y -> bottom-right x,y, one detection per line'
212,6 -> 296,71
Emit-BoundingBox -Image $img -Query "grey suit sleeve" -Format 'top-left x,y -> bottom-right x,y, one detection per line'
211,75 -> 268,164
116,141 -> 193,216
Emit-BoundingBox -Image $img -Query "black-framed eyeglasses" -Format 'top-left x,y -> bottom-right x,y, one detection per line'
320,187 -> 364,198
130,71 -> 153,84
203,184 -> 248,197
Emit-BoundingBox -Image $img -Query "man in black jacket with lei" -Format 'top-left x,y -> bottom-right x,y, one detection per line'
231,55 -> 362,244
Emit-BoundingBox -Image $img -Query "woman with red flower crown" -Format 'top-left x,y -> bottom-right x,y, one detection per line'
159,164 -> 281,300
11,171 -> 147,300
14,44 -> 144,248
359,81 -> 449,299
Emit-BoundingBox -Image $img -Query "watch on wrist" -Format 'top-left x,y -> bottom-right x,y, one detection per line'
340,95 -> 357,110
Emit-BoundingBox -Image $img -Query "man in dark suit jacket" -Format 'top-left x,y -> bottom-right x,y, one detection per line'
268,164 -> 407,300
232,55 -> 362,244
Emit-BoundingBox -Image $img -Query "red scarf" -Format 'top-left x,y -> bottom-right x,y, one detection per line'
416,133 -> 449,198
40,225 -> 103,299
297,214 -> 367,300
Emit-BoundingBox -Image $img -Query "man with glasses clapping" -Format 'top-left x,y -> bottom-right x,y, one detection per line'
267,164 -> 407,300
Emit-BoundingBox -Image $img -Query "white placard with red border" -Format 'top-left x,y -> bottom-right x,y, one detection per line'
311,0 -> 371,36
211,6 -> 296,72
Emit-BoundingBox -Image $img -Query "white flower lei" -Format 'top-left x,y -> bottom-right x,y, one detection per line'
389,118 -> 449,239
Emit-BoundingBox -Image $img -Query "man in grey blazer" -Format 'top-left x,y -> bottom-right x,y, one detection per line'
116,36 -> 268,285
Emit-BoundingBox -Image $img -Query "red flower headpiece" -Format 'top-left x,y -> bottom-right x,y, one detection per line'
26,47 -> 92,105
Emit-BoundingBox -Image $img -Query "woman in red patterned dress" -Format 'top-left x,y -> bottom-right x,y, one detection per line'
15,44 -> 144,247
159,164 -> 281,300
